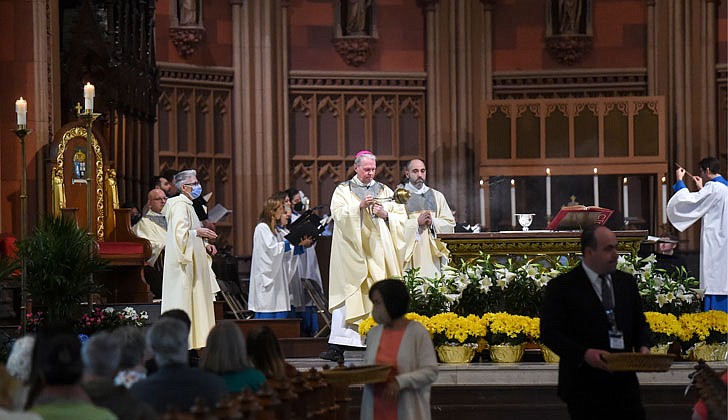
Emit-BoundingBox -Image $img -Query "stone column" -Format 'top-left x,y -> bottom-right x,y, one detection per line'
230,0 -> 288,254
422,0 -> 488,224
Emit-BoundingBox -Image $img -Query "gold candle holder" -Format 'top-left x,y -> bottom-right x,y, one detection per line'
13,125 -> 32,334
76,103 -> 101,312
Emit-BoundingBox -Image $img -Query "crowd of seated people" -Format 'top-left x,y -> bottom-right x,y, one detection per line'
0,309 -> 345,419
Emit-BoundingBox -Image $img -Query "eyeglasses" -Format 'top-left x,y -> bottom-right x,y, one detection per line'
183,182 -> 200,187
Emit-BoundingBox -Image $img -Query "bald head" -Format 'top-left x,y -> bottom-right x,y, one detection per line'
147,188 -> 167,213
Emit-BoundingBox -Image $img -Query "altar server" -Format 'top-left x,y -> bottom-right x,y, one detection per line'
248,195 -> 312,318
162,170 -> 219,349
400,159 -> 455,278
667,157 -> 728,312
320,151 -> 407,361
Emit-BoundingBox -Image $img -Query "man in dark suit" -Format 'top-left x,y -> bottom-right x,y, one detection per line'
541,225 -> 650,420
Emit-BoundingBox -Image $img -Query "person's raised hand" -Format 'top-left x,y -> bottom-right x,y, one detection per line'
693,176 -> 703,190
676,167 -> 685,181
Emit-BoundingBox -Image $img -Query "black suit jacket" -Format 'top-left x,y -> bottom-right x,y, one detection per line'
541,264 -> 649,404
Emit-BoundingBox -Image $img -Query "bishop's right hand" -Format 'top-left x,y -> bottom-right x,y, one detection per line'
360,194 -> 374,209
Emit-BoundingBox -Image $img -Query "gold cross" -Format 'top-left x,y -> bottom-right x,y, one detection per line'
75,102 -> 83,115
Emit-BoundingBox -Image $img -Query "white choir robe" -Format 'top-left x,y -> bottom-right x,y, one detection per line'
161,195 -> 220,350
329,179 -> 407,333
248,223 -> 295,313
667,181 -> 728,295
402,188 -> 455,279
132,210 -> 166,266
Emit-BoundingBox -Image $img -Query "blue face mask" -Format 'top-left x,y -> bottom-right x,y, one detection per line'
189,184 -> 202,199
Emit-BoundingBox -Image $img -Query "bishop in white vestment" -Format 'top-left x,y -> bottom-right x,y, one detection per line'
323,152 -> 406,359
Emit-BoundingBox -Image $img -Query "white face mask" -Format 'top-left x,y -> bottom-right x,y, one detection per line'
372,304 -> 392,325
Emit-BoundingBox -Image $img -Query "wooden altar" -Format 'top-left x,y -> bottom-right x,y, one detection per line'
439,230 -> 648,262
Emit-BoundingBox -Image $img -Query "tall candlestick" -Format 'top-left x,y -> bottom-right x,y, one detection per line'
593,167 -> 600,207
546,168 -> 552,218
661,176 -> 668,224
623,177 -> 629,219
510,179 -> 516,227
479,178 -> 486,227
83,82 -> 95,112
15,97 -> 27,126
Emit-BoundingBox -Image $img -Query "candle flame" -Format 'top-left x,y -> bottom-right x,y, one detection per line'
510,179 -> 515,186
661,176 -> 666,183
546,168 -> 551,176
623,177 -> 628,185
479,178 -> 484,186
593,167 -> 598,174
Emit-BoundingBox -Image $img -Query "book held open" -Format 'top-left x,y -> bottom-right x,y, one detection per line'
546,205 -> 614,231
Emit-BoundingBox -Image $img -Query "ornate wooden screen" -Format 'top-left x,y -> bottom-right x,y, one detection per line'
288,72 -> 427,210
156,64 -> 234,245
480,96 -> 667,231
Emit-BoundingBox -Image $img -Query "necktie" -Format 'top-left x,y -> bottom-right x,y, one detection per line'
600,275 -> 614,310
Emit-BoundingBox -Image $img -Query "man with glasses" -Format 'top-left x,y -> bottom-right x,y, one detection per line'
133,188 -> 169,298
162,170 -> 220,350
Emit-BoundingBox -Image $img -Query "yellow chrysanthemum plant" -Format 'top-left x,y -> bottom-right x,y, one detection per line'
358,313 -> 488,351
482,312 -> 537,346
643,311 -> 682,347
677,311 -> 728,350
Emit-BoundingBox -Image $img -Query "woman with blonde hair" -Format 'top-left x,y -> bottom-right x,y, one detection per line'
248,194 -> 312,319
201,320 -> 266,392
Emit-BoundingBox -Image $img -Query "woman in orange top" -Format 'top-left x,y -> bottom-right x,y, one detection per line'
360,279 -> 438,420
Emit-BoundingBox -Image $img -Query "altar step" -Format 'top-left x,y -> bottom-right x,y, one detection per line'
286,358 -> 711,419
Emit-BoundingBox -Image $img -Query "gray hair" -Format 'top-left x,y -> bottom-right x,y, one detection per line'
173,169 -> 197,190
354,153 -> 377,166
82,331 -> 121,377
147,318 -> 189,367
115,326 -> 146,370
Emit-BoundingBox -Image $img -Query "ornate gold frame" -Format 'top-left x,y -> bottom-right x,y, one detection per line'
54,126 -> 105,241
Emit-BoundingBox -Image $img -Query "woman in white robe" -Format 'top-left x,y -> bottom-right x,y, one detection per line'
249,195 -> 312,318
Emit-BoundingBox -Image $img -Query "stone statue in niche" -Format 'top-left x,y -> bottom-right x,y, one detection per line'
345,0 -> 372,36
178,0 -> 199,26
559,0 -> 582,34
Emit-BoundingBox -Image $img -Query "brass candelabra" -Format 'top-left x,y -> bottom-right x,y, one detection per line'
13,125 -> 31,334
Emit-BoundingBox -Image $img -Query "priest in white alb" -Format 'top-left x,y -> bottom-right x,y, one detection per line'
400,159 -> 455,279
162,170 -> 220,349
133,188 -> 168,298
320,151 -> 407,361
667,157 -> 728,312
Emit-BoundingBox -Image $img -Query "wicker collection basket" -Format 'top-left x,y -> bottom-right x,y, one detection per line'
601,353 -> 675,372
319,364 -> 392,386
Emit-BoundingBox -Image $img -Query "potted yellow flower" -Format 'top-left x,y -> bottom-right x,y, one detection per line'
427,313 -> 486,363
679,311 -> 728,361
482,312 -> 536,363
643,312 -> 682,354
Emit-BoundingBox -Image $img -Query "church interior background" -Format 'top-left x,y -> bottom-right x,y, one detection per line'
0,0 -> 725,260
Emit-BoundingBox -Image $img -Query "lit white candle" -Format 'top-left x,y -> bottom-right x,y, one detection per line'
661,176 -> 668,224
593,168 -> 599,207
546,168 -> 552,218
510,179 -> 516,227
15,97 -> 27,126
623,177 -> 629,219
479,179 -> 486,227
83,82 -> 95,112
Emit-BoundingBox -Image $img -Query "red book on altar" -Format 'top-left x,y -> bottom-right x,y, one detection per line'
547,206 -> 614,231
